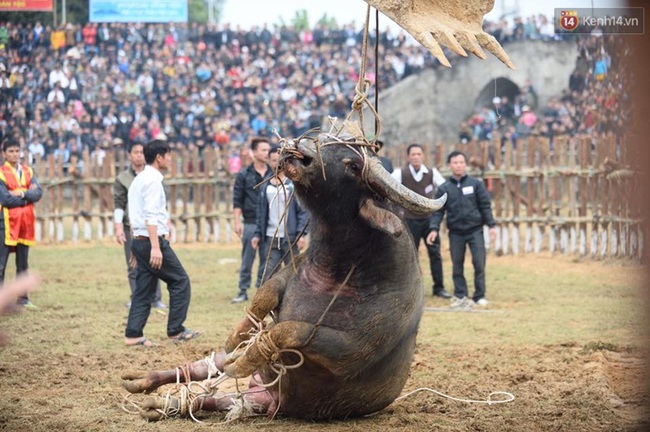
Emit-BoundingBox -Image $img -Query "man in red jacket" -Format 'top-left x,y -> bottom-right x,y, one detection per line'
0,139 -> 43,309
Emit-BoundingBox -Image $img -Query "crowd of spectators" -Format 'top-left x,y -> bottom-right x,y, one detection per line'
0,15 -> 627,173
459,20 -> 630,153
0,20 -> 440,169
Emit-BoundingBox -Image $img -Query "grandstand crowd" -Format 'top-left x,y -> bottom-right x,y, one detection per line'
460,30 -> 630,151
0,15 -> 630,170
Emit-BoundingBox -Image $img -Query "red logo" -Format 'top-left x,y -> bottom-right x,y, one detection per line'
559,10 -> 579,31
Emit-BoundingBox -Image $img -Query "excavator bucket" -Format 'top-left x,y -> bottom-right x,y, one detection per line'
365,0 -> 515,69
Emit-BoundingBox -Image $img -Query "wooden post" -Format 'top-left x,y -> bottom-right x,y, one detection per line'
222,152 -> 234,244
82,149 -> 92,241
536,137 -> 550,253
32,154 -> 44,242
590,136 -> 601,258
169,151 -> 179,242
71,156 -> 80,243
204,148 -> 215,243
181,148 -> 190,243
578,138 -> 589,256
98,152 -> 109,239
214,146 -> 225,243
435,143 -> 445,168
567,138 -> 578,254
602,135 -> 621,257
56,154 -> 65,242
525,136 -> 536,253
599,135 -> 610,258
511,135 -> 523,255
106,149 -> 116,238
191,147 -> 201,242
493,137 -> 502,255
46,155 -> 56,242
502,135 -> 513,255
550,136 -> 563,253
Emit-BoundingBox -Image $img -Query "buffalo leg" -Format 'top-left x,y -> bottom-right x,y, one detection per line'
122,349 -> 227,394
224,321 -> 315,378
225,260 -> 303,352
136,373 -> 278,421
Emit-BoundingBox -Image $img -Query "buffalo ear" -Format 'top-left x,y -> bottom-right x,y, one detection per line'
358,198 -> 404,237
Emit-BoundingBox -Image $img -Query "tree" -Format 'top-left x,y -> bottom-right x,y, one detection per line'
317,14 -> 338,30
290,9 -> 309,31
189,0 -> 225,24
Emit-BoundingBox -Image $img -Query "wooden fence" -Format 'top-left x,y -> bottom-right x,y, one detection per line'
23,134 -> 644,259
385,133 -> 643,259
30,147 -> 235,244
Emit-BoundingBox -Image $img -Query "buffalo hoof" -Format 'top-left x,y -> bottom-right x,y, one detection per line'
223,350 -> 256,379
142,395 -> 178,421
121,370 -> 158,394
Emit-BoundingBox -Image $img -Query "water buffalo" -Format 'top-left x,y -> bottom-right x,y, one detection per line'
121,133 -> 446,421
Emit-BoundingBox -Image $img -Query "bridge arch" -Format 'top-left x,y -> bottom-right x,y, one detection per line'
475,77 -> 521,110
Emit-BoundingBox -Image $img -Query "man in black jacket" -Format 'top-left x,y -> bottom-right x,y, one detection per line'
426,151 -> 496,307
231,137 -> 271,303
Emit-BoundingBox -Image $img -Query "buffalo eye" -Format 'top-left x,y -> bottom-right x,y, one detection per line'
343,158 -> 362,174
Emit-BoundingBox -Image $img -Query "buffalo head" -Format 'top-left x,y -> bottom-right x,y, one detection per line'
280,133 -> 446,237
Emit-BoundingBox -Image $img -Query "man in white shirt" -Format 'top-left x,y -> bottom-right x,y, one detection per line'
113,140 -> 165,310
47,82 -> 65,105
125,134 -> 199,347
391,144 -> 450,299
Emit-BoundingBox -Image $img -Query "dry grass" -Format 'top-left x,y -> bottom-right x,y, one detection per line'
0,242 -> 648,431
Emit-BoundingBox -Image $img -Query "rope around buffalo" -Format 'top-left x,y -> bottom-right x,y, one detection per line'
395,387 -> 515,405
340,3 -> 382,147
121,352 -> 245,424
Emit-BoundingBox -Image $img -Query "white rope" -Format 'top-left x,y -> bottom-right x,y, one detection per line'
205,351 -> 219,380
395,387 -> 515,405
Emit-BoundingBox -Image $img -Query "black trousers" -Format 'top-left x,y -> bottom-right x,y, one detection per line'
125,237 -> 191,338
123,228 -> 162,303
0,228 -> 30,303
449,229 -> 486,301
405,218 -> 444,293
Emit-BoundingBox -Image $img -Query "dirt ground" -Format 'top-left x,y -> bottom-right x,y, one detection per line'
1,342 -> 647,431
0,249 -> 648,431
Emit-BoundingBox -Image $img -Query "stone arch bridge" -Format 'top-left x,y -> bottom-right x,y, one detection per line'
367,40 -> 578,151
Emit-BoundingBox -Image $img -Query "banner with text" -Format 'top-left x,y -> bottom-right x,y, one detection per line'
0,0 -> 53,11
89,0 -> 188,23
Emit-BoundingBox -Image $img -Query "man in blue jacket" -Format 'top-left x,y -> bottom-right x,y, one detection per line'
252,146 -> 309,282
426,151 -> 496,307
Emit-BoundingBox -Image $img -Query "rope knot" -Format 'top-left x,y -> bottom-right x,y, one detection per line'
351,78 -> 371,112
255,330 -> 279,363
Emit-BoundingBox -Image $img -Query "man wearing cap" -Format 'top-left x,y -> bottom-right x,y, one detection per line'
125,134 -> 198,346
113,139 -> 166,311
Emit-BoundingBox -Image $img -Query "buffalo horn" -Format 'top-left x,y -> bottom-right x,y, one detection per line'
366,157 -> 447,215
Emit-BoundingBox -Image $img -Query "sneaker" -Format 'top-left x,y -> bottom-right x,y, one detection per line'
231,294 -> 248,304
433,289 -> 452,299
20,301 -> 38,310
450,296 -> 464,308
475,298 -> 489,307
450,296 -> 474,311
152,300 -> 167,309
